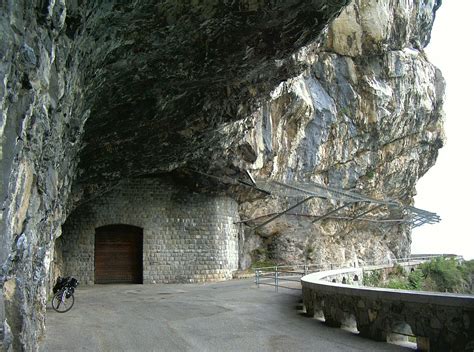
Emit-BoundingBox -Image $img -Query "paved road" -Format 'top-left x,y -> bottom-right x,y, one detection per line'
40,279 -> 413,352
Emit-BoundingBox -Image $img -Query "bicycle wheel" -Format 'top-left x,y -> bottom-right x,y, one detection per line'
51,290 -> 75,313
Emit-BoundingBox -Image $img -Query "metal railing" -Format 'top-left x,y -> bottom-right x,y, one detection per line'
254,254 -> 461,292
255,264 -> 324,292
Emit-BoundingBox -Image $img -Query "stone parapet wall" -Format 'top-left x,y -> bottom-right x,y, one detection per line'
58,178 -> 239,284
313,267 -> 363,286
302,268 -> 474,352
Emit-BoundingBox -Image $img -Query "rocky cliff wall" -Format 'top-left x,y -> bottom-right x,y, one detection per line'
227,0 -> 444,268
0,0 -> 443,350
1,1 -> 90,349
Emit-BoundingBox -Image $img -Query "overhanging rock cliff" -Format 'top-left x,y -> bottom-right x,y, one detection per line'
229,0 -> 444,268
0,0 -> 443,350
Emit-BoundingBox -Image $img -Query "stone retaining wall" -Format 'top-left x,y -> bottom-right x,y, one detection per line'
57,178 -> 240,284
302,268 -> 474,352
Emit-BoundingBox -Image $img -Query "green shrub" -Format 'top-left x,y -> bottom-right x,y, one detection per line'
305,245 -> 315,259
420,276 -> 438,292
251,247 -> 267,258
363,270 -> 382,287
363,258 -> 474,294
407,270 -> 424,290
462,259 -> 474,272
420,257 -> 467,293
382,269 -> 423,290
384,278 -> 410,290
366,169 -> 376,179
459,260 -> 474,281
389,264 -> 406,278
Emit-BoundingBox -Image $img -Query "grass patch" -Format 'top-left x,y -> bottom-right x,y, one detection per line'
251,259 -> 277,269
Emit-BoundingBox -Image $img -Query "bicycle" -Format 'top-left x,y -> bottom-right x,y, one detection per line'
51,276 -> 79,313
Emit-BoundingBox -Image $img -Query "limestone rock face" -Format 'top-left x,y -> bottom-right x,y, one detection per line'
227,0 -> 444,268
1,2 -> 87,350
0,0 -> 443,350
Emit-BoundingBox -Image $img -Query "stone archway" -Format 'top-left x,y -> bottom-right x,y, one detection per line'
94,224 -> 143,284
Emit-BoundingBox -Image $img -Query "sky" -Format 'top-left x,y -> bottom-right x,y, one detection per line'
411,0 -> 474,259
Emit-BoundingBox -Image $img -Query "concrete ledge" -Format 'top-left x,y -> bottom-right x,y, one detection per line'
301,267 -> 474,352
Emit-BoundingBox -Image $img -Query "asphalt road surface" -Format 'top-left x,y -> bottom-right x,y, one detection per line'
40,279 -> 413,352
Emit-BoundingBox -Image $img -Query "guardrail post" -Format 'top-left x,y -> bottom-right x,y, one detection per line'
256,270 -> 260,288
275,270 -> 279,293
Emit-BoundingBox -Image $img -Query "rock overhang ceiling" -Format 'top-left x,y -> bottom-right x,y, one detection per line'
73,0 -> 350,186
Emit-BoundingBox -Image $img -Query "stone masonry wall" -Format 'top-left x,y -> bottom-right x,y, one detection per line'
57,178 -> 239,285
302,265 -> 474,352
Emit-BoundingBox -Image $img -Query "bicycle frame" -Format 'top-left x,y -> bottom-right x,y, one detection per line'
52,276 -> 78,313
60,290 -> 67,304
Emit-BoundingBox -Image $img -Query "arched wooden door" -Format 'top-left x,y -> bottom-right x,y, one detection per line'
94,224 -> 143,284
